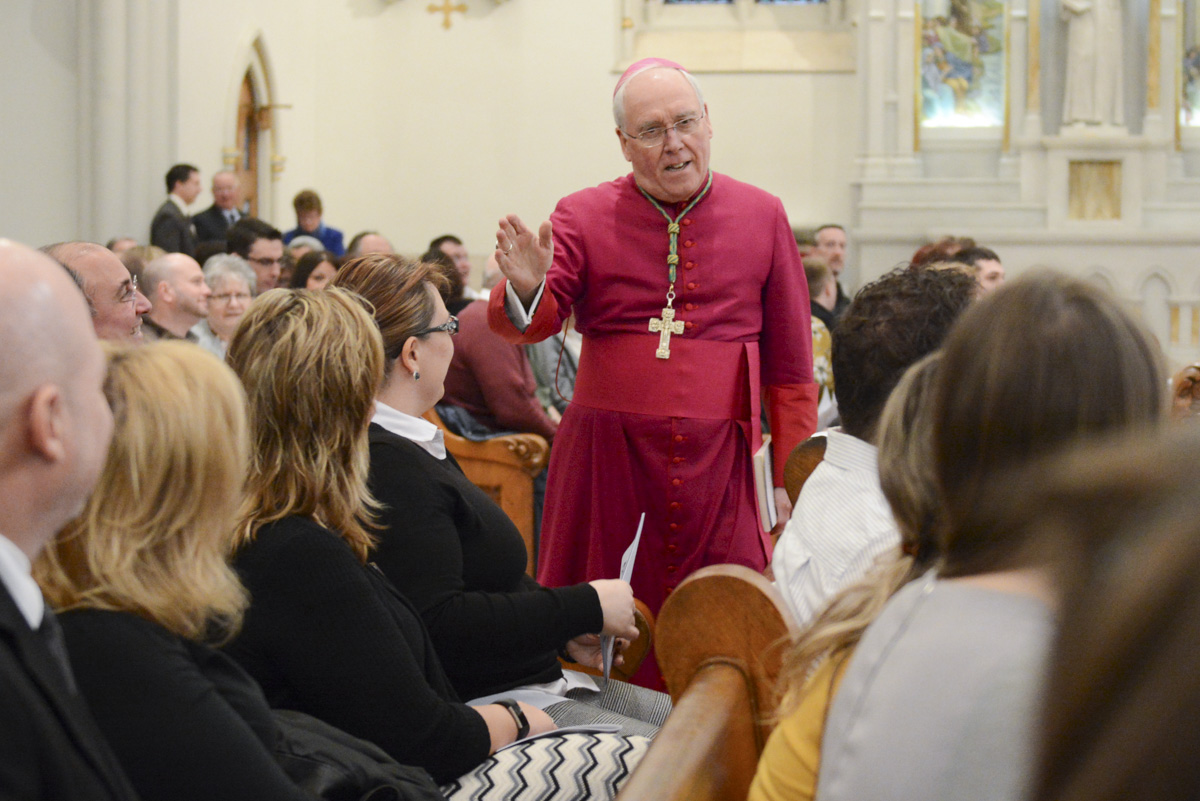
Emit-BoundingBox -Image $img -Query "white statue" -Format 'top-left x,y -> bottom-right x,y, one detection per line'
1061,0 -> 1124,127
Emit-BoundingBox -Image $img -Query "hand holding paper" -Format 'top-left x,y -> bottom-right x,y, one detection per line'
601,513 -> 645,681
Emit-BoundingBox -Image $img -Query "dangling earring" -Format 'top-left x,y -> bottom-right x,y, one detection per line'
413,371 -> 420,381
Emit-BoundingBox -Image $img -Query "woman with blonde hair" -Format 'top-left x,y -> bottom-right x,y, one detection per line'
332,253 -> 668,733
224,287 -> 650,798
749,351 -> 943,801
35,342 -> 316,801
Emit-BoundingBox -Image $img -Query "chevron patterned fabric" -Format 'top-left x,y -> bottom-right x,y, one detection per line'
441,732 -> 651,801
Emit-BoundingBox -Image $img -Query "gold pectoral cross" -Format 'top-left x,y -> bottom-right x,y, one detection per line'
649,305 -> 685,360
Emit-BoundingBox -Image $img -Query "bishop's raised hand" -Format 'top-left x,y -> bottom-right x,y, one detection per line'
495,214 -> 553,307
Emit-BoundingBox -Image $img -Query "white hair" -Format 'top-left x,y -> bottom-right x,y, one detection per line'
612,66 -> 705,131
203,253 -> 257,295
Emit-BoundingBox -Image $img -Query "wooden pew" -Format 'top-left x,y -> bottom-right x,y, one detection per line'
783,435 -> 828,507
1172,363 -> 1200,421
422,408 -> 548,575
616,565 -> 797,801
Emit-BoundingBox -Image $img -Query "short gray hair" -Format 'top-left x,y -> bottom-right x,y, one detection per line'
612,66 -> 705,131
203,253 -> 257,295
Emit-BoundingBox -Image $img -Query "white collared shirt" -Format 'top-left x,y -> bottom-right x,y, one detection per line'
771,429 -> 901,628
372,401 -> 447,460
168,193 -> 189,215
503,279 -> 548,332
0,533 -> 44,629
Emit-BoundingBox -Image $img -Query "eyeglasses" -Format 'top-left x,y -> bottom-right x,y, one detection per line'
248,256 -> 283,268
413,315 -> 458,337
119,275 -> 140,305
211,291 -> 252,303
621,111 -> 707,148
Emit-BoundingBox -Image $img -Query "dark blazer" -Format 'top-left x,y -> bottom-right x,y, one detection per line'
149,199 -> 197,257
0,586 -> 140,800
192,205 -> 237,245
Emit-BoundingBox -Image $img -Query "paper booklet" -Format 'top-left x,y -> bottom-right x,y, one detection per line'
754,435 -> 777,532
601,512 -> 645,683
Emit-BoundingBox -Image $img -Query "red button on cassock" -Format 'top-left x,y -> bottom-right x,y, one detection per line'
687,282 -> 697,289
673,435 -> 684,443
672,478 -> 682,486
666,544 -> 678,554
669,523 -> 679,531
669,501 -> 680,510
685,303 -> 696,311
672,456 -> 684,464
684,321 -> 695,329
683,240 -> 695,248
666,565 -> 678,574
682,218 -> 692,226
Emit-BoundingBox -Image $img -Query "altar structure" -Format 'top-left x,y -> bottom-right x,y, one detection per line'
852,0 -> 1200,367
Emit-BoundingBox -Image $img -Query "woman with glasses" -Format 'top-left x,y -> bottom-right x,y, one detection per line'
192,254 -> 255,358
333,254 -> 671,732
224,286 -> 651,798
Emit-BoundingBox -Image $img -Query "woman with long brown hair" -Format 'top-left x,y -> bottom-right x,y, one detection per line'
816,271 -> 1165,801
333,253 -> 669,732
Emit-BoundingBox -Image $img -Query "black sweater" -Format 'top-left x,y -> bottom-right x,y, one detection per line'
367,424 -> 602,699
59,609 -> 315,801
226,516 -> 491,783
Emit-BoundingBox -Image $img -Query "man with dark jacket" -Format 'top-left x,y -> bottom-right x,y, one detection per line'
0,238 -> 140,800
149,163 -> 200,257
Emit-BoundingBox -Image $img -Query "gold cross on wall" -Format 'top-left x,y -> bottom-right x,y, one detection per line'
649,306 -> 685,360
428,0 -> 467,29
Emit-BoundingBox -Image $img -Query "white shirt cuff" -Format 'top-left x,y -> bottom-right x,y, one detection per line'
504,279 -> 547,332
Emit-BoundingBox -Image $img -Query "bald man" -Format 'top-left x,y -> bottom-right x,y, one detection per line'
43,242 -> 153,344
141,253 -> 211,342
0,240 -> 139,800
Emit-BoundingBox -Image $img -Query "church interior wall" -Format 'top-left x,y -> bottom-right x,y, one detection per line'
1,0 -> 83,247
173,0 -> 860,265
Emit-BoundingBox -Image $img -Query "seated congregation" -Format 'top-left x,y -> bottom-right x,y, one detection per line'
3,227 -> 1196,801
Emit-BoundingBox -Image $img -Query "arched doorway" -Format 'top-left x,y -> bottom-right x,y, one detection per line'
224,35 -> 278,223
236,71 -> 260,217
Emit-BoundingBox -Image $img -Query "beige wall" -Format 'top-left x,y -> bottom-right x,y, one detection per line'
175,1 -> 858,265
1,0 -> 83,246
2,1 -> 857,256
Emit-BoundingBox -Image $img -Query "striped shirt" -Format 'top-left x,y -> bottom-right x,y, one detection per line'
771,429 -> 900,628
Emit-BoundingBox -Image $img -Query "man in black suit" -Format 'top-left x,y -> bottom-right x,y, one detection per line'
192,170 -> 242,246
0,239 -> 140,801
149,163 -> 200,257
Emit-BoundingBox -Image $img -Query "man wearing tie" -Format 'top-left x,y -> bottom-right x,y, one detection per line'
0,239 -> 140,800
192,171 -> 243,246
149,163 -> 201,257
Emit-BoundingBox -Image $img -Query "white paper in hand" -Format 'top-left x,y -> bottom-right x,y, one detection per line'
602,513 -> 645,682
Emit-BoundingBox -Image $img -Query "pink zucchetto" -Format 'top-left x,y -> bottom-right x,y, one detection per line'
613,58 -> 689,97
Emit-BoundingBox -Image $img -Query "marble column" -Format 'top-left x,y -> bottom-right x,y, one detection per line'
77,0 -> 176,243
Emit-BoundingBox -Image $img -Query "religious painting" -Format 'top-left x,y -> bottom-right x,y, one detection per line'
1182,45 -> 1200,126
1183,0 -> 1200,127
918,0 -> 1008,127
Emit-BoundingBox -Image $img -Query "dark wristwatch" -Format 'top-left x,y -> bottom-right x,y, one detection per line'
495,698 -> 530,740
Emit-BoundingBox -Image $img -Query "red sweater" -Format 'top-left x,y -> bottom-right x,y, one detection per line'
442,300 -> 558,442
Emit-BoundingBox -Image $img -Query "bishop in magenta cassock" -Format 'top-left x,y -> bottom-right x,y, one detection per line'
489,59 -> 818,683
